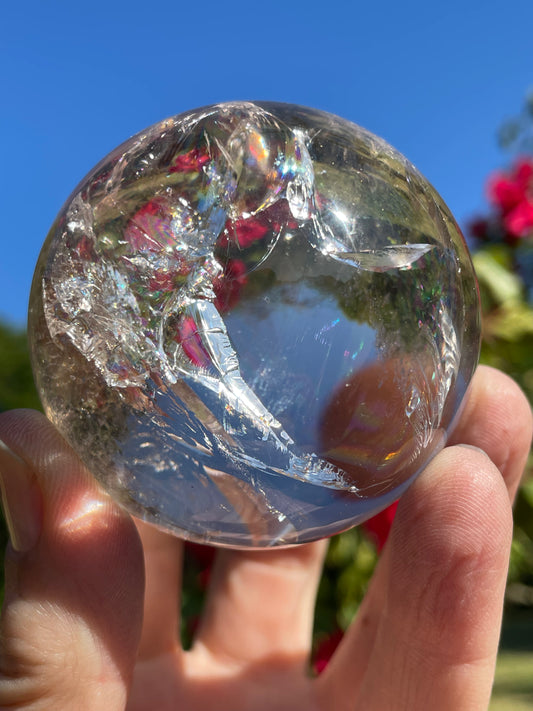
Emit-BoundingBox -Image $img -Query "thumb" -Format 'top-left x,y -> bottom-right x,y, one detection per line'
0,409 -> 144,710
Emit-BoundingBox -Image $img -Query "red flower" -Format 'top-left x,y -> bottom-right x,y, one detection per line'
487,158 -> 533,215
213,258 -> 248,312
169,147 -> 211,174
184,541 -> 217,568
488,174 -> 526,213
148,265 -> 189,294
512,158 -> 533,188
504,199 -> 533,238
468,217 -> 490,242
123,198 -> 192,294
218,215 -> 270,249
218,199 -> 300,251
71,234 -> 95,260
184,542 -> 216,590
313,629 -> 344,674
361,500 -> 399,552
125,198 -> 175,252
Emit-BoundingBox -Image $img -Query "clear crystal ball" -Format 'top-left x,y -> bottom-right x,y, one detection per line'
29,102 -> 480,547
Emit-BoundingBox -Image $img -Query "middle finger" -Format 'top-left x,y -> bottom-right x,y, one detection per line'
192,540 -> 327,669
135,520 -> 184,660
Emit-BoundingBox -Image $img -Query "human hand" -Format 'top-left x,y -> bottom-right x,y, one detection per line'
0,365 -> 531,710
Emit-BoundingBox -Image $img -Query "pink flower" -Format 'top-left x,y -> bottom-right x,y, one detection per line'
174,315 -> 213,369
361,500 -> 399,552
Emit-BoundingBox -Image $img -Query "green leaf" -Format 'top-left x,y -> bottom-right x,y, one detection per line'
484,303 -> 533,341
473,249 -> 524,306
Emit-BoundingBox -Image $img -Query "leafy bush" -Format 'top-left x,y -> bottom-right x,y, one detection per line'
468,154 -> 533,612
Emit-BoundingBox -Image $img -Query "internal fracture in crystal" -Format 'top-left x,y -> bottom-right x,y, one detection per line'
29,102 -> 480,547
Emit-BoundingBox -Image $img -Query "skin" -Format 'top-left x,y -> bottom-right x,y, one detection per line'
0,365 -> 531,710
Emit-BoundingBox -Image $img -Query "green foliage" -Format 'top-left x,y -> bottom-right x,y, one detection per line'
0,322 -> 41,412
470,149 -> 533,610
315,528 -> 378,636
473,246 -> 533,404
507,477 -> 533,606
0,322 -> 41,601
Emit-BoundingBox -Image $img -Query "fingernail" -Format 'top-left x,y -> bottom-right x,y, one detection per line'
0,439 -> 42,553
457,443 -> 490,458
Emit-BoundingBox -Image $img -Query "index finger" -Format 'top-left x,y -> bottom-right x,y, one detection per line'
448,365 -> 532,501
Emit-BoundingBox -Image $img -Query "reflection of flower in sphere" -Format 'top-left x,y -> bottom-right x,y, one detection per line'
169,146 -> 211,174
173,316 -> 213,369
213,259 -> 248,313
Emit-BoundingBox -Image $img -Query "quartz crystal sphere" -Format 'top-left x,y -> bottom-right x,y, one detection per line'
29,101 -> 480,548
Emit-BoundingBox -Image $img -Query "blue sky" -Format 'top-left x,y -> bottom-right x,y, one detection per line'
2,0 -> 532,326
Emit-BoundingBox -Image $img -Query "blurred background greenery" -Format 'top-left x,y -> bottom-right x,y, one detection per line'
1,94 -> 533,707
